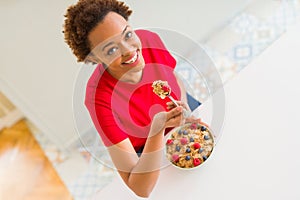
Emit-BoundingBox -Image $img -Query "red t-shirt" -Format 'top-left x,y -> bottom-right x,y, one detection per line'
85,30 -> 181,151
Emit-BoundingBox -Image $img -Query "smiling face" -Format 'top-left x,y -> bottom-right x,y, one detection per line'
88,12 -> 145,82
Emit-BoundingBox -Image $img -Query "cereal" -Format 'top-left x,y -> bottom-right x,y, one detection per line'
152,80 -> 171,99
166,123 -> 214,169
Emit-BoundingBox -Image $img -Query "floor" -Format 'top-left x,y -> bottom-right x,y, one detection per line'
0,119 -> 73,200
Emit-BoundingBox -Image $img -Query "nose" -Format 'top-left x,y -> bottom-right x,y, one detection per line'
119,40 -> 135,56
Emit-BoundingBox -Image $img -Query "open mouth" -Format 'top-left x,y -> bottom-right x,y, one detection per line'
122,50 -> 139,65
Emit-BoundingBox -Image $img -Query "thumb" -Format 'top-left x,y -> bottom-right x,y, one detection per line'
166,106 -> 183,120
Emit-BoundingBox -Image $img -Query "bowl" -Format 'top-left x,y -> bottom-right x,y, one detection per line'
165,123 -> 215,169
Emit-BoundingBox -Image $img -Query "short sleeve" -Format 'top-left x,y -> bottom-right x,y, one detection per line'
135,30 -> 177,69
85,66 -> 129,147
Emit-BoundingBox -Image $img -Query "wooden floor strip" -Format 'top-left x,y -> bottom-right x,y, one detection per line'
0,120 -> 73,200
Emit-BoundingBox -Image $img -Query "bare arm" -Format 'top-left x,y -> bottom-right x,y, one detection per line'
107,107 -> 183,198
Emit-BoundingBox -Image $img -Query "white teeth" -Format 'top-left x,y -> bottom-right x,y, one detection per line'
124,52 -> 138,64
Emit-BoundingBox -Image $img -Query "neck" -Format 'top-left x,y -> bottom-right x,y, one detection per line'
108,68 -> 143,84
121,70 -> 143,84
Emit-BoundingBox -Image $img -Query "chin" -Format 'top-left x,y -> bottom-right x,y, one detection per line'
133,57 -> 145,72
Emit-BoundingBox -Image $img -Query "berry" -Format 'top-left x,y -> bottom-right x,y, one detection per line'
175,145 -> 181,152
166,139 -> 173,145
185,155 -> 191,160
202,155 -> 208,161
199,148 -> 204,153
201,126 -> 207,132
178,129 -> 183,135
186,148 -> 191,153
183,130 -> 188,135
193,142 -> 201,149
180,138 -> 188,145
190,123 -> 197,130
204,135 -> 210,140
193,158 -> 201,166
162,85 -> 170,92
172,154 -> 179,162
189,137 -> 194,142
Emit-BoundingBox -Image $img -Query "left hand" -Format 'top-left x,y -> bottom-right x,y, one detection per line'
166,100 -> 210,127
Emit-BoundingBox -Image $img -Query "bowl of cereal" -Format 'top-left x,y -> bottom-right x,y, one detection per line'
165,123 -> 215,169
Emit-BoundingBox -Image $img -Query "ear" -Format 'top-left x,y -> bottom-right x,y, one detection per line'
85,52 -> 101,64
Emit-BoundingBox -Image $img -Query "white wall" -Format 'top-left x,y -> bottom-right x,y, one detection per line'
0,0 -> 79,148
124,0 -> 251,40
0,0 -> 250,149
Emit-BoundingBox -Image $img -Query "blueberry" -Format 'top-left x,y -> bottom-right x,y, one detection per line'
185,155 -> 191,160
175,145 -> 181,152
186,148 -> 191,153
189,137 -> 194,142
199,148 -> 204,153
204,135 -> 210,140
178,129 -> 183,135
183,130 -> 188,135
201,126 -> 207,132
202,155 -> 208,161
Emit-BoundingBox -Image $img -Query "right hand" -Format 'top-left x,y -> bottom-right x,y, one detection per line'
150,106 -> 184,136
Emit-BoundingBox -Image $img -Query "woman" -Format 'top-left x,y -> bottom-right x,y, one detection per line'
63,0 -> 200,197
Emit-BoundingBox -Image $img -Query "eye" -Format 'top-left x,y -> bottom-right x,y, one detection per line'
107,47 -> 118,56
125,31 -> 133,40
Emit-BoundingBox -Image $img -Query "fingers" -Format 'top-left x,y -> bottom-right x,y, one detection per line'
166,106 -> 182,120
185,116 -> 210,128
165,106 -> 185,128
166,101 -> 189,110
199,120 -> 210,128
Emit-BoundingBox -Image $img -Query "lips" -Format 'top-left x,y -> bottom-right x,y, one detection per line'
122,50 -> 140,66
123,51 -> 138,64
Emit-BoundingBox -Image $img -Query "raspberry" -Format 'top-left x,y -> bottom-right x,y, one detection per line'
190,123 -> 197,130
193,158 -> 201,166
166,139 -> 173,145
193,142 -> 201,149
162,85 -> 170,92
180,138 -> 188,145
172,154 -> 179,162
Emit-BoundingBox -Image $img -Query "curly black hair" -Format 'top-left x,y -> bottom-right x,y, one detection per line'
63,0 -> 132,62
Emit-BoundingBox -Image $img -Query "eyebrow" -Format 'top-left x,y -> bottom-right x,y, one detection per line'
101,25 -> 129,51
102,41 -> 114,51
122,25 -> 129,35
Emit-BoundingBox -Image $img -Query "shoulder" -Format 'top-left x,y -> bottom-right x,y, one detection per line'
135,29 -> 160,40
136,29 -> 176,68
85,64 -> 113,107
135,29 -> 166,50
